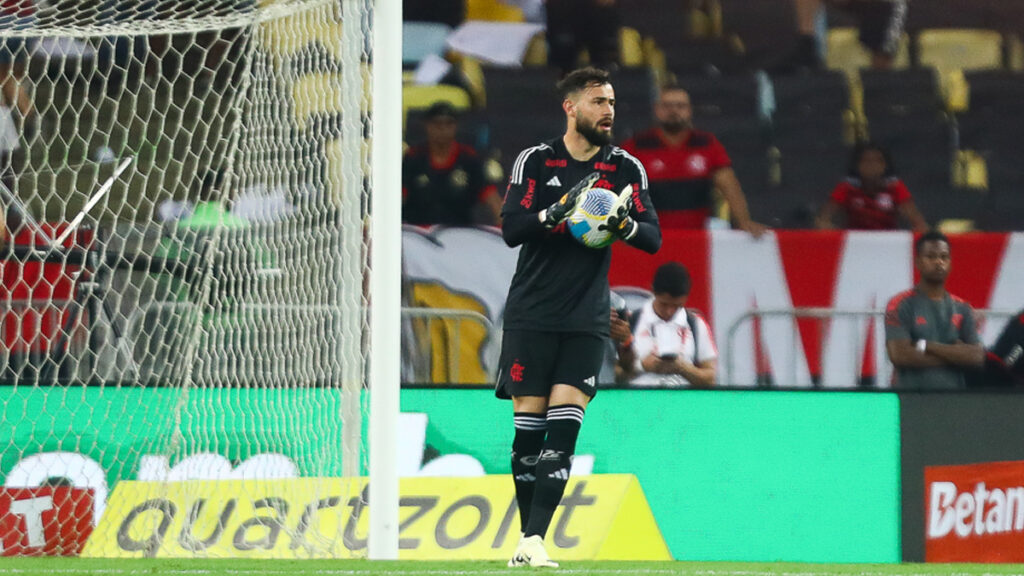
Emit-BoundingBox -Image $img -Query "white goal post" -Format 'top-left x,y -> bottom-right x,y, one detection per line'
0,0 -> 401,559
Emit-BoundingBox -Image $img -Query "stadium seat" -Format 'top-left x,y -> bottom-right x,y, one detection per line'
963,70 -> 1024,116
292,73 -> 344,129
465,0 -> 525,22
673,73 -> 760,118
918,29 -> 1003,75
771,71 -> 849,122
403,22 -> 452,66
664,36 -> 747,76
860,68 -> 943,119
402,84 -> 473,128
261,3 -> 344,62
952,150 -> 988,191
620,27 -> 644,68
826,28 -> 910,76
606,67 -> 656,142
918,29 -> 1004,109
482,67 -> 563,163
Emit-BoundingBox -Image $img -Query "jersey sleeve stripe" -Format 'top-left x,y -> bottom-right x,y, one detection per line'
511,144 -> 548,185
612,148 -> 648,189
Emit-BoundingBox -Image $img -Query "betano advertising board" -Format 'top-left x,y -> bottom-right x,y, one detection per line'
0,386 -> 900,562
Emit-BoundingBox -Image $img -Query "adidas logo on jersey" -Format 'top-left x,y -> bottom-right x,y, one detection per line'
583,376 -> 595,388
547,175 -> 561,187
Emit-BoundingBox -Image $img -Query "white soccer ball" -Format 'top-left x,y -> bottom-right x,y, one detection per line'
568,186 -> 617,249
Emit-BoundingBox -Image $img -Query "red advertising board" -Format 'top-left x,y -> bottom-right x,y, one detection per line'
925,460 -> 1024,562
0,487 -> 94,556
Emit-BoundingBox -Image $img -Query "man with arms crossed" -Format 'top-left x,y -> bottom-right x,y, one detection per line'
885,231 -> 984,389
497,67 -> 661,567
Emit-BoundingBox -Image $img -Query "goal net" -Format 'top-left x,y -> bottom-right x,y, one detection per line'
0,0 -> 374,558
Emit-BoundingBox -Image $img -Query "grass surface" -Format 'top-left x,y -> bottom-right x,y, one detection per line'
1,560 -> 1024,576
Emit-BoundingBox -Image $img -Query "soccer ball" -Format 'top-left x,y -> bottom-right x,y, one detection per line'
568,187 -> 617,249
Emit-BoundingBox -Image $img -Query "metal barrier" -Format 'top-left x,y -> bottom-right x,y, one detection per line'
400,307 -> 495,384
723,307 -> 1017,388
119,303 -> 494,384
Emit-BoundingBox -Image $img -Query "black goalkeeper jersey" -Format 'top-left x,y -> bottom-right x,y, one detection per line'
500,137 -> 661,335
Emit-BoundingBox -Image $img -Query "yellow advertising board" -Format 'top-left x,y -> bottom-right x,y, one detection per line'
82,475 -> 670,560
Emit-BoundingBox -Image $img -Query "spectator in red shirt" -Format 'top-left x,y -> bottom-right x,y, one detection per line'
402,102 -> 501,226
620,86 -> 766,235
816,142 -> 928,232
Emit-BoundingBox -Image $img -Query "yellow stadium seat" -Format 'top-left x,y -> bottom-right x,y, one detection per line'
260,3 -> 344,62
522,32 -> 547,66
919,29 -> 1003,111
953,150 -> 989,191
292,73 -> 344,129
918,29 -> 1003,75
402,85 -> 472,129
826,27 -> 910,76
465,0 -> 524,22
451,54 -> 487,107
620,27 -> 643,67
938,219 -> 975,234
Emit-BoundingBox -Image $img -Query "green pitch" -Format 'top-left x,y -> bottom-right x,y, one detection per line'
1,559 -> 1024,576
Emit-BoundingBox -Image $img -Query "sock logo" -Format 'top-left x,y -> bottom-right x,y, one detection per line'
514,473 -> 536,482
539,449 -> 562,461
548,468 -> 569,480
519,455 -> 539,466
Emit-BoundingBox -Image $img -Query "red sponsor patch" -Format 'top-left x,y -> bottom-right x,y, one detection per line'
926,460 -> 1024,562
593,162 -> 617,172
0,487 -> 94,556
630,183 -> 645,213
952,313 -> 963,329
917,316 -> 928,325
545,159 -> 567,168
593,178 -> 614,190
520,179 -> 536,209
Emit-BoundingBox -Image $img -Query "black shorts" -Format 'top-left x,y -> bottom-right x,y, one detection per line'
495,330 -> 605,400
840,0 -> 907,56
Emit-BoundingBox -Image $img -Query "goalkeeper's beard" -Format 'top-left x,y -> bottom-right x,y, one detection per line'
576,115 -> 613,147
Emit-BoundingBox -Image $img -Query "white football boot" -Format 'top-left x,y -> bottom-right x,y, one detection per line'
508,534 -> 559,568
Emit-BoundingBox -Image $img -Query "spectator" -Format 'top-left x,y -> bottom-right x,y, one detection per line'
402,102 -> 501,226
779,0 -> 908,72
967,310 -> 1024,388
630,262 -> 717,388
816,142 -> 928,232
545,0 -> 619,75
885,230 -> 984,390
598,290 -> 637,385
620,86 -> 767,235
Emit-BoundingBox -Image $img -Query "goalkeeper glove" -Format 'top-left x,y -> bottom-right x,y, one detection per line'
540,172 -> 600,229
600,184 -> 639,240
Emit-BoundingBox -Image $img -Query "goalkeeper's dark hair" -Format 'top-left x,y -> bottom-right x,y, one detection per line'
556,67 -> 611,100
915,230 -> 949,256
652,262 -> 691,298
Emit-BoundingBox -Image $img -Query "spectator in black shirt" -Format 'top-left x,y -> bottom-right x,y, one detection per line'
402,102 -> 501,226
496,67 -> 659,568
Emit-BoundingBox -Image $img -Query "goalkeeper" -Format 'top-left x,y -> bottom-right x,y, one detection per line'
496,67 -> 660,567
